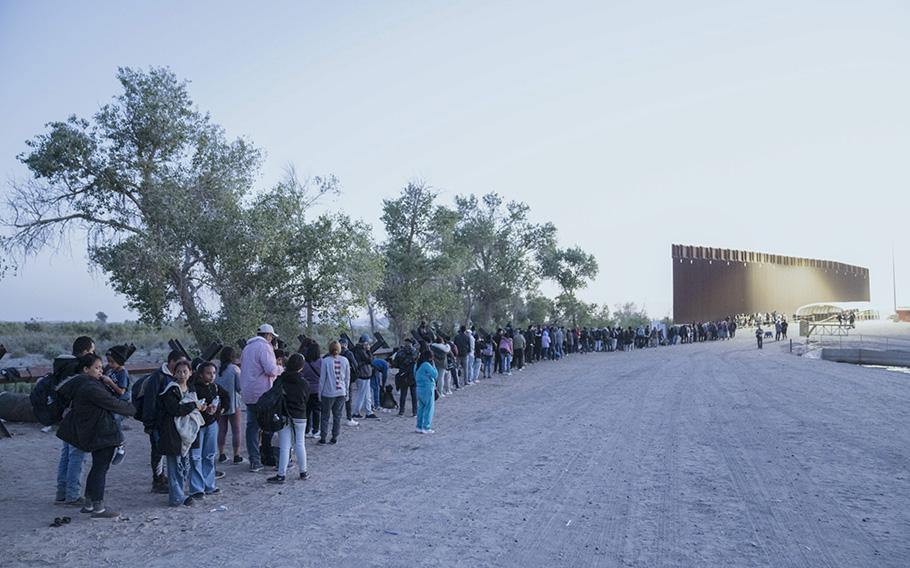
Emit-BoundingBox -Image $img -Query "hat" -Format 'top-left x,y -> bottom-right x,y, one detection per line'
257,324 -> 278,337
285,353 -> 304,374
339,337 -> 349,345
359,334 -> 370,343
106,344 -> 134,366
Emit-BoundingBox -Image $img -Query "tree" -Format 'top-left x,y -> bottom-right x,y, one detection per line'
613,302 -> 650,329
376,181 -> 460,341
539,245 -> 599,327
95,311 -> 108,324
3,67 -> 268,346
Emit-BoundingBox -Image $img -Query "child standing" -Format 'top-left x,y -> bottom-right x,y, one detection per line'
104,344 -> 133,465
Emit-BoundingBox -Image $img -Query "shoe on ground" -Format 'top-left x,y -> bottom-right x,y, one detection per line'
249,465 -> 264,473
190,492 -> 205,501
66,497 -> 86,507
91,509 -> 120,519
312,431 -> 321,438
214,470 -> 225,479
318,439 -> 327,445
330,438 -> 337,444
206,488 -> 221,495
300,471 -> 309,480
218,453 -> 228,463
183,497 -> 194,507
365,414 -> 379,419
416,428 -> 425,434
54,498 -> 67,505
111,446 -> 126,466
346,419 -> 359,426
411,412 -> 417,417
267,475 -> 286,484
351,413 -> 363,419
304,432 -> 315,439
233,455 -> 244,464
397,412 -> 404,416
425,429 -> 436,434
79,503 -> 94,514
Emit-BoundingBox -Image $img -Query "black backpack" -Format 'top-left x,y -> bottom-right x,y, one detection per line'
254,378 -> 288,433
29,373 -> 76,426
130,373 -> 153,422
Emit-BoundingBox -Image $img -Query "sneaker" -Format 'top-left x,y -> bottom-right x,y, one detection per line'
190,492 -> 205,501
317,439 -> 327,445
66,497 -> 86,507
267,475 -> 286,484
91,509 -> 120,520
183,497 -> 194,507
233,456 -> 244,464
299,471 -> 309,480
54,497 -> 67,505
312,431 -> 321,439
206,488 -> 221,495
249,465 -> 264,473
111,446 -> 126,466
304,431 -> 315,439
215,470 -> 225,479
218,453 -> 228,464
397,412 -> 404,416
153,484 -> 169,494
346,419 -> 359,426
330,438 -> 337,444
79,503 -> 94,514
425,429 -> 436,434
365,414 -> 379,420
351,413 -> 363,419
416,428 -> 425,434
411,412 -> 417,417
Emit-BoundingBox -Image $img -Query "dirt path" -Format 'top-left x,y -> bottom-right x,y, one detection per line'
2,337 -> 908,567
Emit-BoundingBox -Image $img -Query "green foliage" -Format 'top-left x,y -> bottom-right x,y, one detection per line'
613,302 -> 650,329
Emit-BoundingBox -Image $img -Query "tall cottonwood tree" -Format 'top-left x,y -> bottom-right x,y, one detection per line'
539,245 -> 599,327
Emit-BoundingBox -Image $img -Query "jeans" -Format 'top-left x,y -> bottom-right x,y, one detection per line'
320,396 -> 345,441
166,454 -> 190,506
434,361 -> 446,395
217,411 -> 242,456
278,418 -> 306,476
482,356 -> 493,378
541,346 -> 550,360
370,374 -> 381,407
502,353 -> 512,374
305,393 -> 321,434
471,357 -> 482,382
458,355 -> 470,384
148,432 -> 164,482
190,422 -> 218,495
372,358 -> 388,407
398,383 -> 417,414
85,446 -> 115,505
352,378 -> 373,415
245,403 -> 262,468
56,442 -> 86,502
416,377 -> 436,430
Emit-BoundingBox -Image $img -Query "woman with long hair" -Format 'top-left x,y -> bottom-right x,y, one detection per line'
415,345 -> 438,434
55,353 -> 136,519
189,361 -> 227,498
268,353 -> 309,483
215,346 -> 243,464
302,342 -> 322,439
318,341 -> 349,445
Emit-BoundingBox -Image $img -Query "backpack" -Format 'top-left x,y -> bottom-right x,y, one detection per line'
254,378 -> 288,433
29,373 -> 76,426
482,343 -> 493,357
131,373 -> 153,422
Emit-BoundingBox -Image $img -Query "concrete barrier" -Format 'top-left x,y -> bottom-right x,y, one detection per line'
820,348 -> 910,367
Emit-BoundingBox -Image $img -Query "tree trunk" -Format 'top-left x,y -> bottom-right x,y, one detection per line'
171,267 -> 210,348
306,299 -> 314,334
367,301 -> 376,334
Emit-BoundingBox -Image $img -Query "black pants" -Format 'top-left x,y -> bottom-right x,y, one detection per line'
320,396 -> 345,441
345,398 -> 352,420
398,383 -> 417,414
86,445 -> 116,504
148,432 -> 164,482
757,337 -> 763,349
305,393 -> 321,434
514,348 -> 524,369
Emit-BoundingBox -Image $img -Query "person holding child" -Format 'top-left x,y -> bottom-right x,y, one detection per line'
158,360 -> 205,507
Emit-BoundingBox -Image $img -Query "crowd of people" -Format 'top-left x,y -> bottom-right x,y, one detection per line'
39,315 -> 757,519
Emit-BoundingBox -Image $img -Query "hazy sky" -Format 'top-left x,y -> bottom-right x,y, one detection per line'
1,0 -> 908,322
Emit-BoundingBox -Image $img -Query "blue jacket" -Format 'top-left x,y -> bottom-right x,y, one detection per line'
415,361 -> 438,389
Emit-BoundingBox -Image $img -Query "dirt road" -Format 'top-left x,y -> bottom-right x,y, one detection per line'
2,337 -> 908,567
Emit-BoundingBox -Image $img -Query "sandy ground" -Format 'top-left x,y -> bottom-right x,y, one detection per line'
1,334 -> 909,567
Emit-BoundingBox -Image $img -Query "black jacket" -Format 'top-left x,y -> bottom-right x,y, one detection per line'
278,370 -> 309,420
192,381 -> 228,428
453,332 -> 471,356
352,344 -> 374,379
157,383 -> 199,456
391,344 -> 418,387
140,365 -> 174,430
56,375 -> 136,452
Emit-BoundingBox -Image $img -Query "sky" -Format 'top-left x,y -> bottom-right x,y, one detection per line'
1,0 -> 908,322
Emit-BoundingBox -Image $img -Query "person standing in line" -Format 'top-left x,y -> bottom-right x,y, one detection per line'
55,353 -> 136,518
755,326 -> 764,350
157,360 -> 205,507
302,343 -> 322,439
540,328 -> 551,360
430,336 -> 451,396
351,335 -> 378,419
188,362 -> 226,499
318,341 -> 349,445
499,333 -> 514,376
392,338 -> 418,417
454,326 -> 472,385
139,349 -> 189,493
54,336 -> 95,506
268,353 -> 309,483
338,338 -> 359,426
512,331 -> 525,371
415,347 -> 438,434
216,346 -> 243,464
239,324 -> 281,472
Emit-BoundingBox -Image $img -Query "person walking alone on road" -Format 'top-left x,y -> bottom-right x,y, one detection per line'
755,326 -> 764,350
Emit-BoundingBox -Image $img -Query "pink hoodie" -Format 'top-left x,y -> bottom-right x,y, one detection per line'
239,336 -> 280,404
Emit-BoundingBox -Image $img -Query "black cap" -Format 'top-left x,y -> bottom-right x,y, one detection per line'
106,344 -> 135,366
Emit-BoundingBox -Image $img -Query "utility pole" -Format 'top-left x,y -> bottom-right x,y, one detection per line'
893,243 -> 898,314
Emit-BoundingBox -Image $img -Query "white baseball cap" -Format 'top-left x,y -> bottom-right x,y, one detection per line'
257,324 -> 278,337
